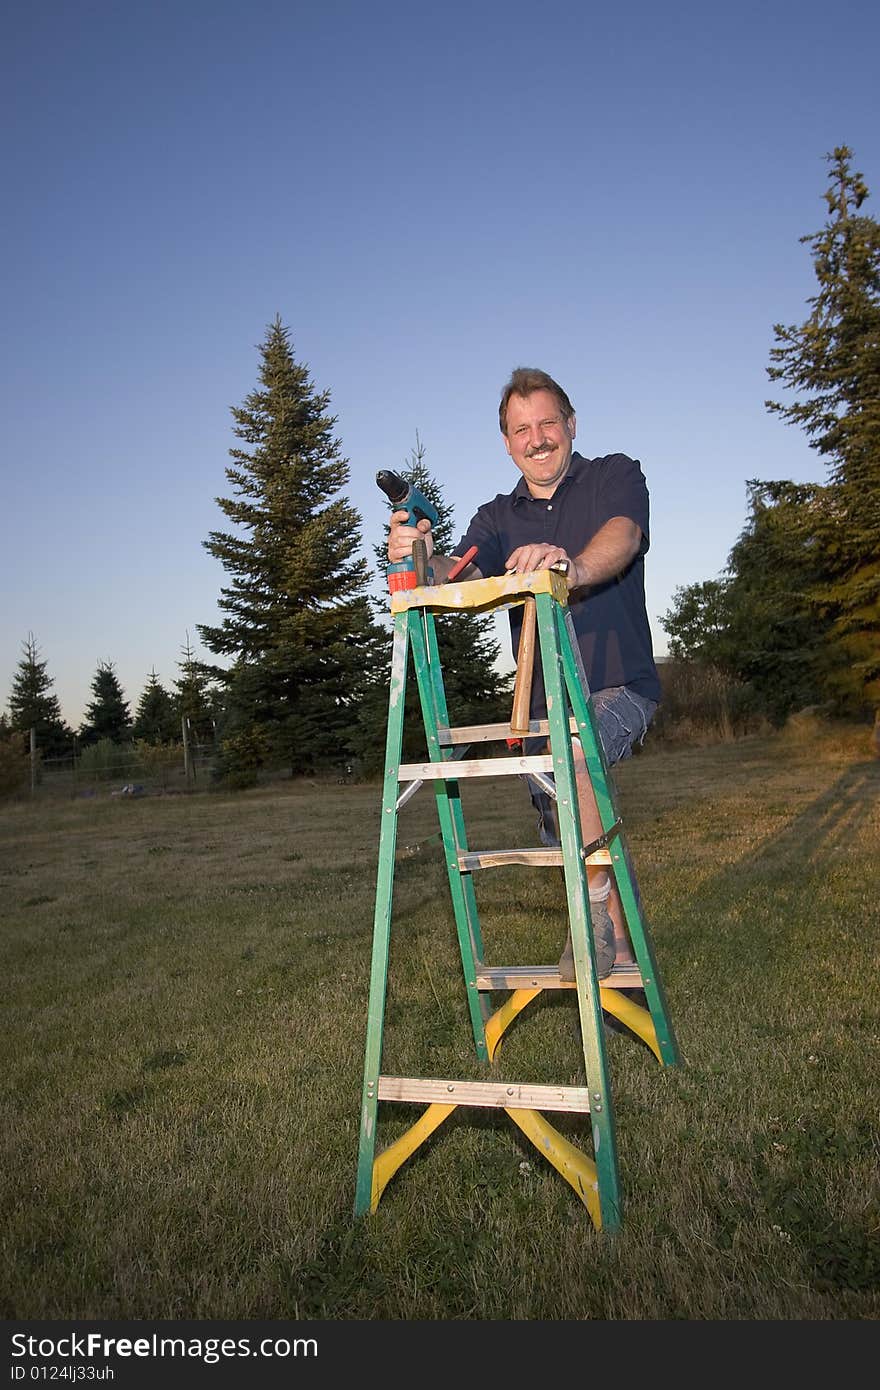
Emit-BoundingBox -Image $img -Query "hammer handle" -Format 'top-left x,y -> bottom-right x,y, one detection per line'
510,596 -> 537,736
412,538 -> 429,587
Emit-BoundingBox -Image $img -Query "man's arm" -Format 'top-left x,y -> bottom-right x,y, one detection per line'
505,516 -> 642,590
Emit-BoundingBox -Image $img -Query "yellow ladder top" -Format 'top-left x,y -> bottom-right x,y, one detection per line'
390,568 -> 570,615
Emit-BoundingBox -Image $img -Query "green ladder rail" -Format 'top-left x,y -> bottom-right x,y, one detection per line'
354,568 -> 680,1233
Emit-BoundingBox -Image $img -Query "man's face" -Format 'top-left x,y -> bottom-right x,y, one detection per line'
503,389 -> 576,497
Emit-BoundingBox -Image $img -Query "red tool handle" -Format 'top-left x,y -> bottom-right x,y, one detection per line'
446,545 -> 478,582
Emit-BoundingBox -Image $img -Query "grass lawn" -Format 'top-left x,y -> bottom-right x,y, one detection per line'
2,718 -> 878,1320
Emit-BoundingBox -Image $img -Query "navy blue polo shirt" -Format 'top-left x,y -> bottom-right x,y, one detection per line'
455,451 -> 661,712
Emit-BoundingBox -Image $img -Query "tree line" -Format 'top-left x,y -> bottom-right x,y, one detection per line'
3,632 -> 219,756
3,324 -> 513,788
660,147 -> 879,733
4,146 -> 878,789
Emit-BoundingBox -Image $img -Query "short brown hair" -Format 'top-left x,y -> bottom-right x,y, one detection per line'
498,367 -> 575,435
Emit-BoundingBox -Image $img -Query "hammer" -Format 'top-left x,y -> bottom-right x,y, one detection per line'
509,560 -> 570,737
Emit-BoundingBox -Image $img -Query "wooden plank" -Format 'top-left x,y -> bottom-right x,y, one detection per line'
378,1076 -> 593,1113
474,964 -> 644,991
458,847 -> 613,870
438,717 -> 578,745
510,595 -> 537,735
397,754 -> 554,782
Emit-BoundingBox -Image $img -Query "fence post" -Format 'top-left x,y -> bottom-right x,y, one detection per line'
182,716 -> 192,785
30,728 -> 37,794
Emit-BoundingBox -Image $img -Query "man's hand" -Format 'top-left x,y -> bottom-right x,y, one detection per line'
505,517 -> 642,592
505,543 -> 581,588
387,509 -> 435,564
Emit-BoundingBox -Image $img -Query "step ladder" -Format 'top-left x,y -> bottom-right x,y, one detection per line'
354,567 -> 680,1232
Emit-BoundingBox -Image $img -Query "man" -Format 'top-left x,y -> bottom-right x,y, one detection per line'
386,366 -> 661,979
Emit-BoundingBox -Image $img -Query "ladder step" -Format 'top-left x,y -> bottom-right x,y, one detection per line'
458,847 -> 613,870
398,754 -> 554,782
438,717 -> 578,745
378,1075 -> 593,1113
474,964 -> 644,991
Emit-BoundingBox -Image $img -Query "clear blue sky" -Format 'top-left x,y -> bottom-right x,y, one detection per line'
2,0 -> 878,729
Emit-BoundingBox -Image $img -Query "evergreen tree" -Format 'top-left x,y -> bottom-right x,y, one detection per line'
132,669 -> 178,744
7,633 -> 72,757
79,661 -> 131,746
173,632 -> 219,744
204,659 -> 272,788
198,317 -> 381,775
354,435 -> 513,769
661,482 -> 836,724
766,146 -> 880,714
722,481 -> 838,721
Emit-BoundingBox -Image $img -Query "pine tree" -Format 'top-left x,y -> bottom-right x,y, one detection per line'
721,481 -> 839,721
660,482 -> 838,725
173,632 -> 219,744
198,317 -> 381,775
79,661 -> 131,746
132,670 -> 178,744
766,146 -> 880,715
7,633 -> 72,757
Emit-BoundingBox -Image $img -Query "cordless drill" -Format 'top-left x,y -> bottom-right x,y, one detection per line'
376,469 -> 440,592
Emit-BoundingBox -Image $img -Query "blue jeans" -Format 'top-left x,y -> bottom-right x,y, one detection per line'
524,686 -> 657,848
590,686 -> 657,766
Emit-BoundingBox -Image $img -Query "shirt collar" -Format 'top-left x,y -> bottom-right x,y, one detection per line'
511,451 -> 587,504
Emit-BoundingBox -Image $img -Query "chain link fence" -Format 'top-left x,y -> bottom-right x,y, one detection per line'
4,731 -> 218,801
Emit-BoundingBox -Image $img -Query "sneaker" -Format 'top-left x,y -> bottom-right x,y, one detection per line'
558,931 -> 575,982
558,902 -> 616,982
591,901 -> 617,979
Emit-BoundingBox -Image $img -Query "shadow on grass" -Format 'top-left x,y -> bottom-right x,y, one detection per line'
669,760 -> 879,929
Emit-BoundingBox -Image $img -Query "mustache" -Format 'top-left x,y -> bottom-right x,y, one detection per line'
525,441 -> 556,458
